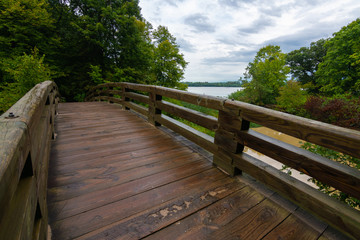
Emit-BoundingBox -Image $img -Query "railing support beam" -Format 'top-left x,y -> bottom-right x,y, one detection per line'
149,88 -> 162,126
213,110 -> 249,176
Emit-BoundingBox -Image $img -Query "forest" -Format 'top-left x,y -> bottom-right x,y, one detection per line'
0,0 -> 187,113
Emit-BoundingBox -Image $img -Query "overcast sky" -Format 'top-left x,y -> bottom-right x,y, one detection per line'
139,0 -> 360,82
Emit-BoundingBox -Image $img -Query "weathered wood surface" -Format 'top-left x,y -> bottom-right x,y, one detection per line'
47,102 -> 347,240
85,82 -> 360,239
0,81 -> 58,240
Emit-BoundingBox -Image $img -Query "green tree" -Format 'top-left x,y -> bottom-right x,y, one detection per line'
0,0 -> 55,58
0,49 -> 52,113
152,26 -> 188,89
286,39 -> 327,94
276,80 -> 308,114
239,45 -> 289,106
48,0 -> 154,100
316,19 -> 360,96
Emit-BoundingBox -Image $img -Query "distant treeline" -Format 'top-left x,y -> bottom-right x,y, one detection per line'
185,81 -> 242,87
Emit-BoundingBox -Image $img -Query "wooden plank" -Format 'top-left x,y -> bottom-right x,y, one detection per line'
155,86 -> 226,111
52,128 -> 164,159
214,128 -> 243,153
49,160 -> 213,221
0,177 -> 37,240
124,92 -> 150,105
50,168 -> 228,239
263,214 -> 321,240
157,101 -> 218,131
0,121 -> 29,220
210,199 -> 291,239
49,141 -> 186,172
75,180 -> 245,240
48,149 -> 199,188
48,153 -> 206,202
143,186 -> 265,240
319,227 -> 352,240
156,114 -> 217,154
123,101 -> 149,117
225,100 -> 360,159
232,152 -> 360,239
50,135 -> 181,167
1,81 -> 55,136
236,129 -> 360,200
122,82 -> 154,92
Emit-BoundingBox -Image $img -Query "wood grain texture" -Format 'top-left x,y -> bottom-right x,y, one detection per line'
225,100 -> 360,159
0,81 -> 58,240
232,152 -> 360,239
237,129 -> 360,199
157,100 -> 218,131
155,114 -> 217,154
47,102 -> 338,240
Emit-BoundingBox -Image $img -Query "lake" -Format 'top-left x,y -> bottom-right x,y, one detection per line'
187,87 -> 243,98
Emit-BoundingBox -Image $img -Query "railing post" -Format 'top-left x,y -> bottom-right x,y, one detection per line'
121,84 -> 130,110
148,87 -> 162,126
108,86 -> 114,103
213,110 -> 250,176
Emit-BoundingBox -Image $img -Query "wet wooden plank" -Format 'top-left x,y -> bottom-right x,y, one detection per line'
49,160 -> 213,221
76,180 -> 245,240
50,169 -> 228,239
47,102 -> 343,240
143,186 -> 265,240
209,199 -> 292,239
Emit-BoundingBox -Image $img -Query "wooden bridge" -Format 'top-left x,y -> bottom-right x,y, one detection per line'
1,81 -> 360,239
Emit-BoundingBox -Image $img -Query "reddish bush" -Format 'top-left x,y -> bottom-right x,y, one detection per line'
304,95 -> 360,130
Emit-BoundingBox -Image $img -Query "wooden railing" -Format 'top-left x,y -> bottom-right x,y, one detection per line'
0,81 -> 59,240
87,82 -> 360,239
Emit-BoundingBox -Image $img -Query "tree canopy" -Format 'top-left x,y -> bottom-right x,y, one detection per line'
240,45 -> 289,106
0,0 -> 188,111
286,39 -> 327,94
316,18 -> 360,96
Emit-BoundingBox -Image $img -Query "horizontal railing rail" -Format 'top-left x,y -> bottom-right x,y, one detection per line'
87,82 -> 360,239
0,81 -> 59,240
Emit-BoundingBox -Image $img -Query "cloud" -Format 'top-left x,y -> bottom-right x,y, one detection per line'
203,49 -> 257,65
264,21 -> 338,52
237,15 -> 275,34
162,0 -> 185,7
218,0 -> 252,8
184,13 -> 216,33
177,37 -> 197,53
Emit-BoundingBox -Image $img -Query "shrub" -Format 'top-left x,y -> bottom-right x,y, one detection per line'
304,95 -> 360,130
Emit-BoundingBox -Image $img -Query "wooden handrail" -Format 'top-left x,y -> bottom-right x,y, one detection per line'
86,82 -> 360,239
0,81 -> 59,240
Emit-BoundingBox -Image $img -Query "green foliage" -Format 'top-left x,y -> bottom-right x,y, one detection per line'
316,19 -> 360,96
240,45 -> 290,106
88,65 -> 104,85
0,0 -> 55,58
227,90 -> 246,100
286,39 -> 327,94
276,80 -> 308,114
152,26 -> 188,88
301,142 -> 360,209
0,49 -> 51,113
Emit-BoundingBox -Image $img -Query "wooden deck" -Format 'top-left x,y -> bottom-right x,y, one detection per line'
47,102 -> 347,240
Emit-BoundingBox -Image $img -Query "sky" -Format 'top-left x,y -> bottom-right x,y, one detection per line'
139,0 -> 360,83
